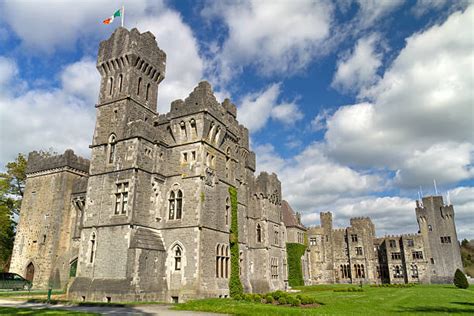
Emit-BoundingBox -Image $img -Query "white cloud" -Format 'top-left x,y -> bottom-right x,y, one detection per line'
411,0 -> 449,17
237,83 -> 303,132
355,0 -> 404,28
310,109 -> 331,132
332,33 -> 384,94
325,6 -> 474,187
61,58 -> 100,105
0,56 -> 18,89
0,58 -> 97,167
271,102 -> 304,126
203,0 -> 334,81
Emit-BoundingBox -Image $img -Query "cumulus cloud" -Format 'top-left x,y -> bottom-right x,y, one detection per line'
0,58 -> 97,166
355,0 -> 404,28
0,56 -> 18,89
325,5 -> 474,187
202,0 -> 334,81
332,33 -> 384,94
411,0 -> 449,17
237,83 -> 303,133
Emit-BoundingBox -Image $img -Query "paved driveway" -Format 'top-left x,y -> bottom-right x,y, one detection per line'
0,298 -> 227,315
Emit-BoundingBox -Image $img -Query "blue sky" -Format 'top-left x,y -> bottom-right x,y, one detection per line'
0,0 -> 472,239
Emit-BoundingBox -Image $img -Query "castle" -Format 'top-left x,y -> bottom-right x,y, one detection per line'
9,28 -> 463,303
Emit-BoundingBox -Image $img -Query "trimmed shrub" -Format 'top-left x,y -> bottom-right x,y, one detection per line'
228,187 -> 243,297
278,297 -> 287,305
287,296 -> 301,306
271,290 -> 286,300
286,243 -> 307,287
252,294 -> 262,303
454,268 -> 469,289
233,294 -> 242,301
265,295 -> 274,304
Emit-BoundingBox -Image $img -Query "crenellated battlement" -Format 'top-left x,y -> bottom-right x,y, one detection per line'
26,149 -> 90,175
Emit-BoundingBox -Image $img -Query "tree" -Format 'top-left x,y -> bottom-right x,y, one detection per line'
461,239 -> 469,247
0,153 -> 27,270
453,268 -> 469,289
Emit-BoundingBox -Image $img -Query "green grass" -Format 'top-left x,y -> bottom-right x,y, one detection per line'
0,307 -> 98,315
174,284 -> 474,315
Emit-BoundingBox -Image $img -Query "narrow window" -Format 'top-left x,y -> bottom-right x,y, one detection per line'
225,197 -> 230,225
256,224 -> 262,243
180,121 -> 187,139
190,119 -> 197,138
109,77 -> 114,95
146,83 -> 151,101
118,74 -> 123,92
168,191 -> 175,219
411,264 -> 419,278
351,234 -> 358,242
90,233 -> 96,263
225,246 -> 229,278
137,77 -> 142,95
239,251 -> 243,276
216,245 -> 220,278
174,246 -> 182,271
225,147 -> 231,178
108,134 -> 116,164
428,225 -> 432,231
176,190 -> 183,219
356,247 -> 363,256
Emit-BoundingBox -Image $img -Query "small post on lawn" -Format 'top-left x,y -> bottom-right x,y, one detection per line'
47,288 -> 52,304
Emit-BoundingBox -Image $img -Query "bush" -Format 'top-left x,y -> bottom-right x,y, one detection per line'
287,296 -> 301,306
265,295 -> 274,304
278,297 -> 287,305
270,290 -> 286,300
454,268 -> 469,289
252,294 -> 262,303
233,294 -> 242,301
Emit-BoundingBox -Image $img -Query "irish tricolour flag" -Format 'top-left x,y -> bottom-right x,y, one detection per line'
103,8 -> 122,25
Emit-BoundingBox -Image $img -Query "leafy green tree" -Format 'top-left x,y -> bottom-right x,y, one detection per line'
453,268 -> 469,289
461,239 -> 469,247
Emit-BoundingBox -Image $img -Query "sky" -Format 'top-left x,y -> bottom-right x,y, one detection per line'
0,0 -> 473,240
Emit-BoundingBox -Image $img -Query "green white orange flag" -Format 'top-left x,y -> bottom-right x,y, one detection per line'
103,8 -> 122,25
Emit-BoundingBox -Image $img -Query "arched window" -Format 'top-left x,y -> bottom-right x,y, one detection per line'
108,134 -> 116,164
256,224 -> 262,243
225,246 -> 229,278
190,119 -> 197,138
225,197 -> 230,225
216,245 -> 221,278
168,189 -> 183,220
174,246 -> 182,271
90,233 -> 96,263
118,74 -> 123,92
168,191 -> 175,220
146,83 -> 151,101
137,77 -> 142,95
361,264 -> 365,278
109,77 -> 114,95
176,190 -> 183,219
411,264 -> 419,278
225,147 -> 231,178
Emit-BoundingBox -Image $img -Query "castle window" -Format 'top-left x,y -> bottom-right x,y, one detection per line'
180,121 -> 187,139
216,245 -> 220,277
351,234 -> 358,242
239,251 -> 243,276
109,77 -> 114,95
108,134 -> 116,164
89,233 -> 96,264
354,264 -> 365,278
225,147 -> 231,179
411,264 -> 419,278
428,225 -> 432,231
168,190 -> 183,220
137,77 -> 142,95
310,237 -> 317,246
256,224 -> 262,243
389,240 -> 397,248
391,252 -> 402,260
430,258 -> 435,264
407,239 -> 414,247
274,227 -> 279,246
182,152 -> 188,163
114,182 -> 129,215
216,244 -> 230,278
176,190 -> 182,219
271,258 -> 279,279
174,246 -> 182,271
393,265 -> 403,278
412,251 -> 423,260
340,264 -> 351,279
225,197 -> 230,226
190,119 -> 197,138
146,83 -> 151,101
118,74 -> 123,92
440,236 -> 451,243
356,247 -> 363,256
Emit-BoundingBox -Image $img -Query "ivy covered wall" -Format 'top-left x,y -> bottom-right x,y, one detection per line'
286,243 -> 307,287
228,186 -> 243,296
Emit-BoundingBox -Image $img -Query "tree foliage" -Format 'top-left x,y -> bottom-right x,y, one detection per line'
454,268 -> 469,289
228,186 -> 243,297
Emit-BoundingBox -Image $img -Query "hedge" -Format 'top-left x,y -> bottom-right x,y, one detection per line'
286,243 -> 307,287
228,186 -> 243,297
454,268 -> 469,289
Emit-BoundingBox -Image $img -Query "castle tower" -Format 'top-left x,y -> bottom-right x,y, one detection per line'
320,212 -> 335,282
415,195 -> 463,283
68,28 -> 169,302
9,150 -> 89,289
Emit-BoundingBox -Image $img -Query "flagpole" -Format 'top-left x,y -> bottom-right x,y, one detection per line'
121,5 -> 125,27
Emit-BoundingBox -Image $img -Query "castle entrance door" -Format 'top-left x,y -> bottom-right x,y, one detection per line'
25,263 -> 35,282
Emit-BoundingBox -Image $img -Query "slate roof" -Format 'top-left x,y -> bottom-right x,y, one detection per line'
281,200 -> 306,230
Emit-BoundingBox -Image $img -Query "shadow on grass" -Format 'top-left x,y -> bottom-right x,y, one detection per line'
452,302 -> 474,307
397,306 -> 474,314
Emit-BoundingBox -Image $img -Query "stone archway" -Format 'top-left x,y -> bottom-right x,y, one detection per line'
25,262 -> 35,282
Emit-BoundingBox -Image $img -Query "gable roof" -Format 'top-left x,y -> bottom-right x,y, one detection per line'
281,200 -> 306,230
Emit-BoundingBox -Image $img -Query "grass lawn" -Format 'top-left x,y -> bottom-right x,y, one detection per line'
0,307 -> 98,315
174,284 -> 474,315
